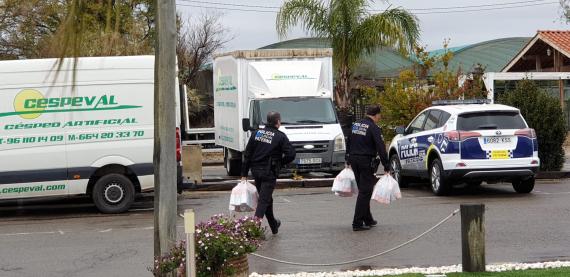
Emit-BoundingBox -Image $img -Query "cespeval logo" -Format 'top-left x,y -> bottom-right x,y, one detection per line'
0,89 -> 142,119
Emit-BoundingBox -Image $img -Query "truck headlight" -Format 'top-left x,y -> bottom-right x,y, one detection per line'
334,133 -> 346,152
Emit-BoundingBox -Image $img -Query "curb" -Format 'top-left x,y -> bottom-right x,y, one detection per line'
536,171 -> 570,179
183,178 -> 334,191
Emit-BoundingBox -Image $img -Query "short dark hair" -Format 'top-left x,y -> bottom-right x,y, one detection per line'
366,105 -> 381,116
267,111 -> 281,127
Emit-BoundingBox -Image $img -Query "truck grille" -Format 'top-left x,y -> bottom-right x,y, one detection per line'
292,141 -> 330,154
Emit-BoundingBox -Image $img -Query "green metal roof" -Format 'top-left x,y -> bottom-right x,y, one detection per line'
259,37 -> 330,49
431,37 -> 531,73
259,37 -> 413,78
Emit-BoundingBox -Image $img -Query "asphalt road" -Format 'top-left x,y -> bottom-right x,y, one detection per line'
1,180 -> 569,276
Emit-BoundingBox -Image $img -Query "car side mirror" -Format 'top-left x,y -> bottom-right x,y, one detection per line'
395,126 -> 406,135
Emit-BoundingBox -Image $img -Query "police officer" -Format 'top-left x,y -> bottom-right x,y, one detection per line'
241,111 -> 296,234
347,105 -> 390,231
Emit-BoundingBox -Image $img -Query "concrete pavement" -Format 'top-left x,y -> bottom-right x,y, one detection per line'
1,180 -> 569,276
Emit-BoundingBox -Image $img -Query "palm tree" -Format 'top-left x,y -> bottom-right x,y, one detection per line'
277,0 -> 420,109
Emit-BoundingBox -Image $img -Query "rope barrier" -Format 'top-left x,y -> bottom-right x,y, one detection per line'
249,208 -> 460,266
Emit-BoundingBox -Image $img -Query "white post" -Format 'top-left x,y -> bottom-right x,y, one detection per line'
184,209 -> 196,277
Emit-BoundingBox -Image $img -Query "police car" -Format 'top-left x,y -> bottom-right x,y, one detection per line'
388,100 -> 539,195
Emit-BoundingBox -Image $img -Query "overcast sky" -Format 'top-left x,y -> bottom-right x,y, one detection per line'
176,0 -> 568,51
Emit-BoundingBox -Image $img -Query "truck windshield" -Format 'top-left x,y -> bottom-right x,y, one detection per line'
252,98 -> 338,125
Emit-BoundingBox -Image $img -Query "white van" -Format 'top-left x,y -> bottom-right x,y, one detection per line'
0,56 -> 183,213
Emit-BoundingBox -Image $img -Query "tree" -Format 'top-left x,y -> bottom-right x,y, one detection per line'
0,0 -> 154,60
177,13 -> 232,128
561,0 -> 570,23
376,44 -> 486,142
498,80 -> 567,171
276,0 -> 420,109
177,13 -> 231,89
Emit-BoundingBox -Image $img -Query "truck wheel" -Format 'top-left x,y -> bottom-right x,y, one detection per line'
430,158 -> 449,196
224,148 -> 242,176
512,177 -> 535,193
390,154 -> 408,188
92,173 -> 135,213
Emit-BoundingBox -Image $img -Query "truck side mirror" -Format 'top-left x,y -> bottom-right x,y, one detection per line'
395,126 -> 406,135
242,118 -> 257,132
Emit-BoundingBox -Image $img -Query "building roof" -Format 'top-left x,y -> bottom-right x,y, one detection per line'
536,30 -> 570,58
259,37 -> 414,78
431,37 -> 530,73
503,30 -> 570,72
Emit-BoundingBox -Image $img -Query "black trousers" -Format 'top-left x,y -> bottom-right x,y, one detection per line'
252,168 -> 278,228
349,155 -> 376,227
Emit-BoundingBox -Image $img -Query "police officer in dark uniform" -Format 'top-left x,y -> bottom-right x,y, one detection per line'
241,111 -> 296,234
347,105 -> 390,231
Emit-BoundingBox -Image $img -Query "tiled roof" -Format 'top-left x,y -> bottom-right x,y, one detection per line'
538,30 -> 570,57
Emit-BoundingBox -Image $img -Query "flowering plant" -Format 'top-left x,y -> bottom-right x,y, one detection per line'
151,240 -> 187,276
196,214 -> 265,276
151,214 -> 265,277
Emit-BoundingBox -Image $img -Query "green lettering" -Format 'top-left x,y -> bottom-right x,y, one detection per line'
60,97 -> 72,107
5,125 -> 14,130
24,99 -> 37,108
109,95 -> 117,105
72,97 -> 83,107
37,98 -> 48,108
48,98 -> 60,108
85,96 -> 96,106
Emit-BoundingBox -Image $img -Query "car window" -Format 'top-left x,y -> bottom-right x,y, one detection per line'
457,111 -> 527,130
407,111 -> 428,134
424,110 -> 442,131
437,111 -> 451,128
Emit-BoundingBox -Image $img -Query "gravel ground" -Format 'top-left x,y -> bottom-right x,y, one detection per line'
249,261 -> 570,276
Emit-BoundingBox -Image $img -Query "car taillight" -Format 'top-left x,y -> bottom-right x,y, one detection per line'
515,128 -> 536,138
444,131 -> 481,141
176,127 -> 181,162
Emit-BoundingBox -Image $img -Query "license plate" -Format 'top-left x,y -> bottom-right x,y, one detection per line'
298,158 -> 322,164
491,150 -> 509,159
484,137 -> 512,144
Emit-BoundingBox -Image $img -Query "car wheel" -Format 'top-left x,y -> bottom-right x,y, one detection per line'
430,158 -> 449,196
512,177 -> 535,193
390,154 -> 408,188
92,173 -> 135,214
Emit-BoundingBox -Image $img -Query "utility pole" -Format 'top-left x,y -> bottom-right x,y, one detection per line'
154,0 -> 178,260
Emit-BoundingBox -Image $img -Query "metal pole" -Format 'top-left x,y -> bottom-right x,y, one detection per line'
461,204 -> 486,272
185,209 -> 197,277
154,0 -> 178,260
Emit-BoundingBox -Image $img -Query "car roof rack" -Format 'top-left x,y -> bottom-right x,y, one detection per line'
432,99 -> 492,106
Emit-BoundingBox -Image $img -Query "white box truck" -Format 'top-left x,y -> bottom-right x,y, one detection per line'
0,56 -> 184,213
213,49 -> 346,176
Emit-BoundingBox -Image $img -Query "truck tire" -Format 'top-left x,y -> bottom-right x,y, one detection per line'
429,158 -> 450,196
390,154 -> 408,188
512,177 -> 535,193
224,148 -> 242,176
92,173 -> 135,213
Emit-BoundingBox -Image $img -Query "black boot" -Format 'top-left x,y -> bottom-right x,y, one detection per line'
270,219 -> 281,234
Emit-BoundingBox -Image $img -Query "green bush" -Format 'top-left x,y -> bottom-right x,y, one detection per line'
497,80 -> 567,171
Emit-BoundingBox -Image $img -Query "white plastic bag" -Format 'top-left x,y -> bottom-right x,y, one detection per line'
332,168 -> 358,197
372,174 -> 402,204
229,180 -> 259,212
